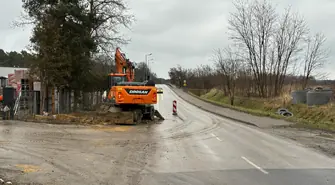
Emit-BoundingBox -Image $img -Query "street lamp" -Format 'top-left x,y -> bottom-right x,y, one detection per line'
147,59 -> 154,77
148,58 -> 154,65
145,53 -> 152,80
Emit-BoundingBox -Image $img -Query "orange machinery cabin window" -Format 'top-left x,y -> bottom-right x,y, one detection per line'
108,75 -> 127,89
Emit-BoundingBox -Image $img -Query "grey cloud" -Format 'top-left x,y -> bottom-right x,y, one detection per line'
0,0 -> 30,51
126,0 -> 335,79
130,0 -> 230,37
1,0 -> 335,79
0,1 -> 22,30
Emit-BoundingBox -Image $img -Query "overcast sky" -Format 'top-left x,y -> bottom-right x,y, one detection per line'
1,0 -> 334,79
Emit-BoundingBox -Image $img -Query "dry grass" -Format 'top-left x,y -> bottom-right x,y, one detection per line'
191,88 -> 335,131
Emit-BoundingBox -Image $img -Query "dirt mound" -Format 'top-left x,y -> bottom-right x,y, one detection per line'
25,112 -> 161,125
24,103 -> 164,125
24,111 -> 129,125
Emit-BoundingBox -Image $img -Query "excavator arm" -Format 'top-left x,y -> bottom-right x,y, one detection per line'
115,47 -> 135,82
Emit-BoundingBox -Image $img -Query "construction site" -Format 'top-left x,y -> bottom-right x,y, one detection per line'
1,0 -> 335,184
0,48 -> 164,125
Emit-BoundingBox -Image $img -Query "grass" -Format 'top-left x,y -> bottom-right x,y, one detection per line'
188,88 -> 335,132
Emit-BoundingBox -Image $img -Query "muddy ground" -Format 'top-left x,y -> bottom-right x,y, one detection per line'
1,84 -> 335,185
267,127 -> 335,157
0,120 -> 159,185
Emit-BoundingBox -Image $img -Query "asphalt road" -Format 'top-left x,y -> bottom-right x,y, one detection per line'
0,84 -> 335,185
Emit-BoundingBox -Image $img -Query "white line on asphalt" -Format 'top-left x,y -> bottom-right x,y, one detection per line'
241,156 -> 269,174
198,140 -> 221,161
216,137 -> 222,141
211,133 -> 222,142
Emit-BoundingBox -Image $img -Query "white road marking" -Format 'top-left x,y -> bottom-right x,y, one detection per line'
199,141 -> 221,161
211,133 -> 222,141
241,156 -> 269,174
216,137 -> 222,141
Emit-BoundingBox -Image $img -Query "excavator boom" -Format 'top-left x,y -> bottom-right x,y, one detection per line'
114,47 -> 135,82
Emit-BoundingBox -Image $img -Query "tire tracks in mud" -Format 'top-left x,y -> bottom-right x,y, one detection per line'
1,113 -> 223,185
2,144 -> 111,184
155,94 -> 223,141
104,135 -> 158,185
84,116 -> 222,147
1,145 -> 81,176
0,133 -> 106,185
161,117 -> 222,141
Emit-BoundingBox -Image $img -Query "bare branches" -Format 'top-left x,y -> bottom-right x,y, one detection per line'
10,11 -> 36,29
168,0 -> 331,100
87,0 -> 135,52
302,33 -> 329,88
213,47 -> 243,105
227,0 -> 315,97
228,0 -> 277,97
270,7 -> 308,96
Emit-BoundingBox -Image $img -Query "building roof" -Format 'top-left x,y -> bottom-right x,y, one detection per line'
0,67 -> 28,78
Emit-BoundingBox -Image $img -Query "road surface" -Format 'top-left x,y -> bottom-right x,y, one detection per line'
0,84 -> 334,184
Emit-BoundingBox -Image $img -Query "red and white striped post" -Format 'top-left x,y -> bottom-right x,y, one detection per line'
172,100 -> 177,115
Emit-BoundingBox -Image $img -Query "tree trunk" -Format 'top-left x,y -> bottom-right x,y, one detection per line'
230,95 -> 234,106
73,90 -> 79,112
91,92 -> 94,107
40,81 -> 46,114
68,89 -> 72,113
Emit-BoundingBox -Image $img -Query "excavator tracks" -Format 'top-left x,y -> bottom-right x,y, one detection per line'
96,103 -> 164,125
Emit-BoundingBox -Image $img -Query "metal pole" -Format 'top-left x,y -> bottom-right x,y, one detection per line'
148,61 -> 150,79
145,55 -> 147,80
144,53 -> 152,81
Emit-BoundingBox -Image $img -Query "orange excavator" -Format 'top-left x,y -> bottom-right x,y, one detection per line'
99,47 -> 164,124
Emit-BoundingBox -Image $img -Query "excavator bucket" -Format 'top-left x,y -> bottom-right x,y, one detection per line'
154,110 -> 165,120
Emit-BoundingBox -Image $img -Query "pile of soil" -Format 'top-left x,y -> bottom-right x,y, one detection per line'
24,112 -> 121,125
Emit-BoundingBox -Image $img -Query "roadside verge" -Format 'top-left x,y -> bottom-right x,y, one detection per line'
168,85 -> 292,128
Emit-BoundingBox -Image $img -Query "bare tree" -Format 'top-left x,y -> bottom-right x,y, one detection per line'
302,33 -> 329,88
86,0 -> 135,53
270,7 -> 308,96
213,47 -> 242,105
228,0 -> 277,97
228,0 -> 312,97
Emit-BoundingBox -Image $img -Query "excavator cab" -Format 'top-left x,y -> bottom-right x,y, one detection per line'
108,73 -> 127,88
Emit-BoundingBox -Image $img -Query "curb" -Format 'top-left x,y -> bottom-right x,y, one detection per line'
168,86 -> 258,127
